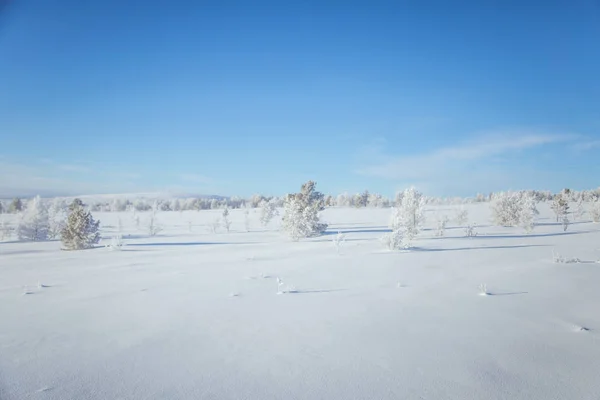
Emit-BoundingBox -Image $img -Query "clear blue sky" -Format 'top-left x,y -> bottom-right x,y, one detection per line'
1,1 -> 599,198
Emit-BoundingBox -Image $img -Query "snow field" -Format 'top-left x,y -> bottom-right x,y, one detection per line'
1,203 -> 600,399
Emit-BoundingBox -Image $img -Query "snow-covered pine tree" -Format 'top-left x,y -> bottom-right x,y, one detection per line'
17,195 -> 49,241
551,193 -> 569,222
61,199 -> 100,250
281,181 -> 327,240
382,187 -> 425,250
8,198 -> 23,213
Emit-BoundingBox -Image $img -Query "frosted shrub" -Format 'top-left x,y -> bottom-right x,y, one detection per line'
17,195 -> 49,241
491,192 -> 521,226
222,208 -> 232,233
551,194 -> 569,222
479,283 -> 489,296
0,214 -> 11,241
518,192 -> 538,234
552,249 -> 579,264
385,187 -> 425,249
106,234 -> 125,251
465,223 -> 477,237
562,215 -> 570,232
590,201 -> 600,223
455,208 -> 469,226
575,199 -> 586,221
281,181 -> 327,240
435,215 -> 449,237
47,198 -> 67,239
332,231 -> 345,254
381,229 -> 409,250
147,213 -> 162,236
244,210 -> 250,232
210,218 -> 221,233
61,199 -> 100,250
259,199 -> 279,226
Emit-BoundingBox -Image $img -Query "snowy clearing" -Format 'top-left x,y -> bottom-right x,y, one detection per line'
1,203 -> 600,399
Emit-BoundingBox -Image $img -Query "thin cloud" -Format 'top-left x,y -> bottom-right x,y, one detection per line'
572,140 -> 600,151
355,131 -> 578,195
357,132 -> 572,181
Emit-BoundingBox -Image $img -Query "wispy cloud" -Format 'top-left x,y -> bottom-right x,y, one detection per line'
357,131 -> 576,195
572,140 -> 600,151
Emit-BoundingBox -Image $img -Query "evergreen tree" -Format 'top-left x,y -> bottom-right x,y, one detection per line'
281,181 -> 327,240
61,199 -> 100,250
8,198 -> 23,213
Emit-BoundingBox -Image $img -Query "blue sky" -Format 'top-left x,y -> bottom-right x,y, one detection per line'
0,1 -> 599,198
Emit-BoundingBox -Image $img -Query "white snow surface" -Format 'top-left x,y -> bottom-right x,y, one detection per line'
1,204 -> 600,399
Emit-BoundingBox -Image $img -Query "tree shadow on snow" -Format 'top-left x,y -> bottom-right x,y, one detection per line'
412,244 -> 550,252
287,289 -> 347,294
323,228 -> 392,235
127,241 -> 256,247
474,230 -> 594,239
486,291 -> 528,296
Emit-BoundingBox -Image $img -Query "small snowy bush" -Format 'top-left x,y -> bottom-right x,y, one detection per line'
17,195 -> 49,241
387,187 -> 425,248
244,210 -> 250,232
465,223 -> 477,237
260,199 -> 279,226
479,284 -> 489,296
281,181 -> 327,240
222,208 -> 231,233
435,215 -> 449,237
47,198 -> 67,239
210,218 -> 221,234
106,234 -> 125,251
455,208 -> 468,226
518,192 -> 538,233
551,193 -> 569,223
381,229 -> 408,250
332,231 -> 345,254
61,199 -> 100,250
491,192 -> 521,227
147,213 -> 162,236
590,200 -> 600,223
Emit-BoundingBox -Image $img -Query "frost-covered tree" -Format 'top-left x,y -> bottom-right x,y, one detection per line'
491,192 -> 522,226
383,187 -> 425,250
243,209 -> 250,232
222,207 -> 231,233
551,193 -> 569,222
281,181 -> 327,240
435,215 -> 449,237
455,207 -> 469,226
8,198 -> 23,213
47,198 -> 67,239
354,190 -> 369,208
259,199 -> 279,226
591,200 -> 600,223
61,199 -> 100,250
518,192 -> 538,233
17,195 -> 49,241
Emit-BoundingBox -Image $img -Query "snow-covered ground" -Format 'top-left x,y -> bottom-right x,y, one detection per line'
1,204 -> 600,399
